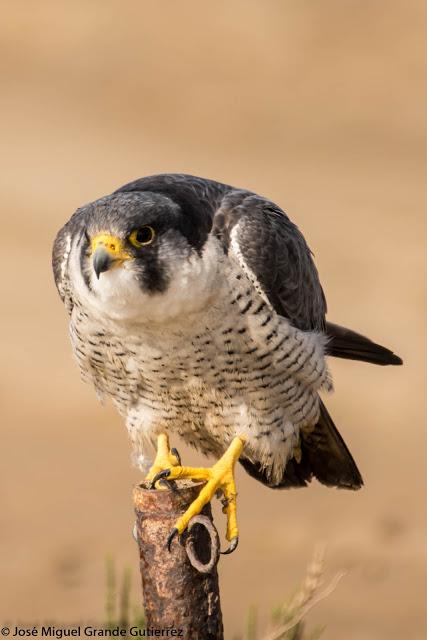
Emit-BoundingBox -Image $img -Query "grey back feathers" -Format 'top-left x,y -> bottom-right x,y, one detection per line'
118,174 -> 327,331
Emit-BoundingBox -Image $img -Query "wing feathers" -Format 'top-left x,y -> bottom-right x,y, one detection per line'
216,196 -> 327,332
326,322 -> 402,366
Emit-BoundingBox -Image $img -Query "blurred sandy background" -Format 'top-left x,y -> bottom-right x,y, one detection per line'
1,1 -> 426,638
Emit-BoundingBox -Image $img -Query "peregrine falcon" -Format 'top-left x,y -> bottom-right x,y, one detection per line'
52,173 -> 402,552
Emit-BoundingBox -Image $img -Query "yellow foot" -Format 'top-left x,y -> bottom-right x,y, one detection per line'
144,434 -> 181,489
150,436 -> 246,554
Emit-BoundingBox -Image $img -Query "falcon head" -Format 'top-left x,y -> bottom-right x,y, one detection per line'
65,190 -> 223,322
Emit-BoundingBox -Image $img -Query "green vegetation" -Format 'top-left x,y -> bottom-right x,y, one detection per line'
104,556 -> 145,633
233,547 -> 342,640
104,547 -> 342,639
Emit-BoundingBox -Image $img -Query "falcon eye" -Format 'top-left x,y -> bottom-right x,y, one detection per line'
129,226 -> 155,248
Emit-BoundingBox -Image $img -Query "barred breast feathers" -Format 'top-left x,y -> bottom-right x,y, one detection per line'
58,222 -> 333,485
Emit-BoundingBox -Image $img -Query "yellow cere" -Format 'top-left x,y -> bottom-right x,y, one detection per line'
90,233 -> 130,259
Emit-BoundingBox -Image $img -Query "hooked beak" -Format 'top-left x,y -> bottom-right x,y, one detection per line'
93,248 -> 115,279
90,233 -> 130,279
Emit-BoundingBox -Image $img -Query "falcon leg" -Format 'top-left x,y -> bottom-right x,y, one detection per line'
145,434 -> 181,488
150,436 -> 246,553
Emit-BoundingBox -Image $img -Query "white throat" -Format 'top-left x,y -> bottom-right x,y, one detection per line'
69,235 -> 226,325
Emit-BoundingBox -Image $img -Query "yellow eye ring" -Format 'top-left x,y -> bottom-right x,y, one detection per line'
129,226 -> 156,247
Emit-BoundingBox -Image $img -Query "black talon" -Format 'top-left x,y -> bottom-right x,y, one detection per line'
220,496 -> 230,511
149,468 -> 171,490
167,527 -> 179,552
221,536 -> 239,555
171,447 -> 181,466
159,478 -> 179,493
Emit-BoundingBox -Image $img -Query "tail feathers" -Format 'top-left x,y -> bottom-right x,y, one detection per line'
302,399 -> 363,489
325,321 -> 402,366
240,451 -> 312,488
240,399 -> 363,490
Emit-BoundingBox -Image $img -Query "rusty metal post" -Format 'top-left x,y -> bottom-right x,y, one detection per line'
133,481 -> 224,639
